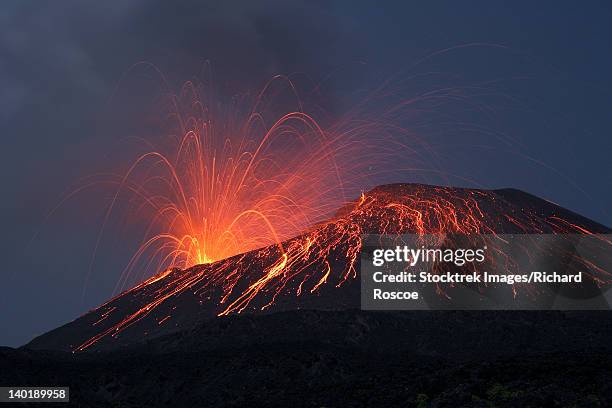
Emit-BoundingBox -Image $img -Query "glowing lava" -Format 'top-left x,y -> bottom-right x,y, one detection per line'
102,76 -> 406,291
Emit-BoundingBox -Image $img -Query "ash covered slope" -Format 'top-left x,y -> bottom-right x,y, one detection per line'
26,183 -> 610,352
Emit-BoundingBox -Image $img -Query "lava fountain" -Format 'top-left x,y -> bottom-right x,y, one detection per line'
99,75 -> 421,293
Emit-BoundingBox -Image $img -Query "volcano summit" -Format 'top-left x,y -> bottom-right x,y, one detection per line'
26,183 -> 610,353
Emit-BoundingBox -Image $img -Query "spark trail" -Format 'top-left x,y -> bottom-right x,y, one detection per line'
96,76 -> 422,292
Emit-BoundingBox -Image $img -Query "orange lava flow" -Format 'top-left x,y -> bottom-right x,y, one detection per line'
74,184 -> 611,352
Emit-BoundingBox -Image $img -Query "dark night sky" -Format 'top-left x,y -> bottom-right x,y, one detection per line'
1,1 -> 611,346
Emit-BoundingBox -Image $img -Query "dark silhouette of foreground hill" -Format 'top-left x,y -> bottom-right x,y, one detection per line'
2,310 -> 612,407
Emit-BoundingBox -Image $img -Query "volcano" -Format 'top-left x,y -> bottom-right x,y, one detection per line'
25,183 -> 610,353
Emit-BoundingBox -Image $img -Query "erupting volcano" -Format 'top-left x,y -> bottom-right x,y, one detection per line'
26,75 -> 611,353
28,183 -> 610,352
7,6 -> 612,407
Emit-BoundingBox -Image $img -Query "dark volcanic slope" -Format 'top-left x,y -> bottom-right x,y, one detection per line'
26,183 -> 610,352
